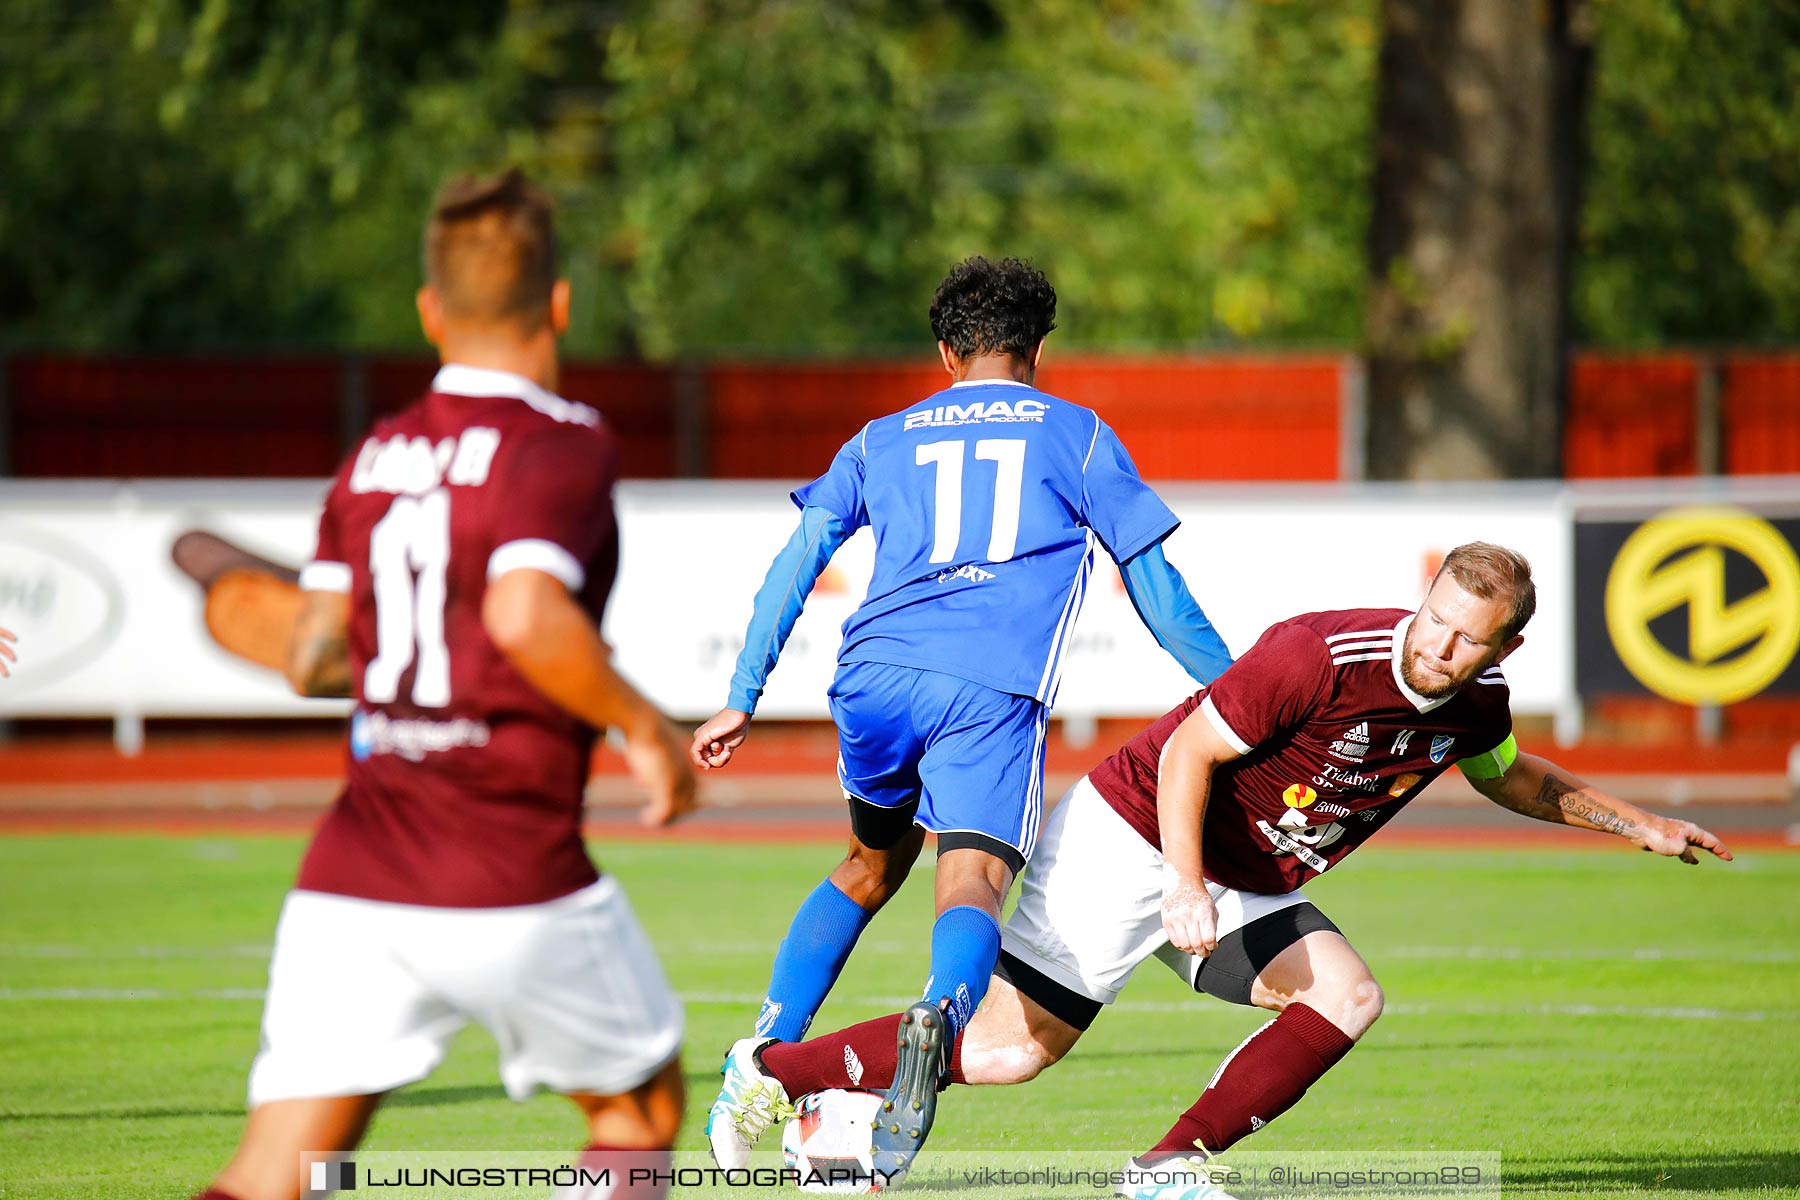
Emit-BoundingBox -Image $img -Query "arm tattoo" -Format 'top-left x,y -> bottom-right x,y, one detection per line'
1531,772 -> 1637,837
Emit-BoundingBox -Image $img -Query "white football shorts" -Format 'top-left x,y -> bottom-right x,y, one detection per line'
248,875 -> 683,1106
1001,775 -> 1310,1006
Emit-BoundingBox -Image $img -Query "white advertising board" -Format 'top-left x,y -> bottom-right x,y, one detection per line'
0,480 -> 1573,725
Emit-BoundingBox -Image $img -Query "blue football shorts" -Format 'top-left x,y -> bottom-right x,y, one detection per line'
828,660 -> 1049,873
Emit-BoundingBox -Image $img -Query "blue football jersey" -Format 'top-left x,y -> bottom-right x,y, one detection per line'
793,379 -> 1177,703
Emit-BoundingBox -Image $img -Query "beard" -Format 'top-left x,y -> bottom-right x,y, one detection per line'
1399,630 -> 1478,698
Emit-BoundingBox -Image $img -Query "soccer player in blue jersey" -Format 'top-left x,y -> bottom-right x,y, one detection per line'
695,257 -> 1233,1179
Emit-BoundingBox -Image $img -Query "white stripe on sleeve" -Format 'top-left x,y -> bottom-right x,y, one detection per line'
298,561 -> 352,593
1199,694 -> 1253,755
488,538 -> 586,591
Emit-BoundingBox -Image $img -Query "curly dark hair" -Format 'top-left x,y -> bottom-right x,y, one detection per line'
929,256 -> 1058,360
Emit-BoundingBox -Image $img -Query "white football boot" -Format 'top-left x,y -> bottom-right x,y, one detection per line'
1114,1151 -> 1241,1200
706,1037 -> 795,1169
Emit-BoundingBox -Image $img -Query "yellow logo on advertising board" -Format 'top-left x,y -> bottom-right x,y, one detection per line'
1603,507 -> 1800,705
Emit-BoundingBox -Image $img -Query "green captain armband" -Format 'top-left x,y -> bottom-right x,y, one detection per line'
1456,733 -> 1518,781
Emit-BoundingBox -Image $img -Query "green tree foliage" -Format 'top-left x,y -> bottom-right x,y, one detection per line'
0,0 -> 1792,355
1577,0 -> 1800,344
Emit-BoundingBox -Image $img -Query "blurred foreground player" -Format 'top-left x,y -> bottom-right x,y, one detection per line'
0,626 -> 16,677
190,171 -> 695,1200
735,544 -> 1731,1199
694,258 -> 1233,1181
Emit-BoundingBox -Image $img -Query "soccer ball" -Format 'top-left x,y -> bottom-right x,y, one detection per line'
781,1089 -> 887,1194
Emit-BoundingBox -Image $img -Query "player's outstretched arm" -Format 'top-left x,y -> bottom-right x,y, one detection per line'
1157,709 -> 1245,955
692,505 -> 851,770
1118,543 -> 1234,686
0,626 -> 16,678
691,707 -> 751,770
285,591 -> 353,698
484,567 -> 697,826
1469,750 -> 1733,865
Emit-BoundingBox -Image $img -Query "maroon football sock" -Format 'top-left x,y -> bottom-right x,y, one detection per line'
565,1146 -> 671,1199
192,1190 -> 243,1200
762,1013 -> 969,1095
1150,1003 -> 1356,1155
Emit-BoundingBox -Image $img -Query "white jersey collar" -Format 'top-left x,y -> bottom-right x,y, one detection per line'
431,364 -> 598,427
949,378 -> 1033,388
1390,614 -> 1454,713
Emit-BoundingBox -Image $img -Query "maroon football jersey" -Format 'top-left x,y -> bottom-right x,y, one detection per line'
1091,608 -> 1513,895
294,365 -> 619,907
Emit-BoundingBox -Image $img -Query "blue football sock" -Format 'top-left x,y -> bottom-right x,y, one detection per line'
757,880 -> 873,1041
924,905 -> 1002,1038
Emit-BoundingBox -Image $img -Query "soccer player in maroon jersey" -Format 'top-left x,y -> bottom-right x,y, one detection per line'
731,543 -> 1731,1199
192,171 -> 695,1200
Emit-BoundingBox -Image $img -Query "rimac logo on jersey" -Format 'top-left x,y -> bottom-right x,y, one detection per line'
902,398 -> 1047,430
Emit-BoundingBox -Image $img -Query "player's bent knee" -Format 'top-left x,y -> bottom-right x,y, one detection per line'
1312,976 -> 1383,1041
959,1037 -> 1057,1086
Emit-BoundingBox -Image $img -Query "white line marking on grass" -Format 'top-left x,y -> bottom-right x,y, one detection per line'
0,944 -> 272,959
678,992 -> 1798,1022
0,987 -> 264,1000
5,988 -> 1793,1023
9,941 -> 1792,966
1383,945 -> 1800,964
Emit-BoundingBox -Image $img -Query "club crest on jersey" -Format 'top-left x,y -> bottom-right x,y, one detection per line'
1388,772 -> 1423,798
1391,729 -> 1415,756
1282,783 -> 1318,808
1429,734 -> 1455,764
902,398 -> 1047,430
1328,722 -> 1371,762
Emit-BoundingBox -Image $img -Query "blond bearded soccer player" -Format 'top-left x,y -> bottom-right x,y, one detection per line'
193,172 -> 695,1200
737,544 -> 1730,1199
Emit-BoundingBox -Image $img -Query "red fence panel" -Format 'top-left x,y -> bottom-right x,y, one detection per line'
705,361 -> 943,478
1038,356 -> 1342,481
1722,355 -> 1800,476
1564,354 -> 1698,477
8,355 -> 342,477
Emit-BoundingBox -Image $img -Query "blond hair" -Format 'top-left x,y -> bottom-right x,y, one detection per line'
1437,542 -> 1536,639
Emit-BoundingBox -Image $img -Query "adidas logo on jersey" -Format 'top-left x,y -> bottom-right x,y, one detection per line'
1328,722 -> 1371,762
903,398 -> 1047,430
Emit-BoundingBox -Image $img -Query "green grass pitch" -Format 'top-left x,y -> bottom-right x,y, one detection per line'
2,834 -> 1796,1198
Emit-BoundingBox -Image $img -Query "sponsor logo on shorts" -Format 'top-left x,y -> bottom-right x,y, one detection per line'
350,710 -> 491,763
902,398 -> 1047,430
1429,734 -> 1455,764
1388,772 -> 1423,797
